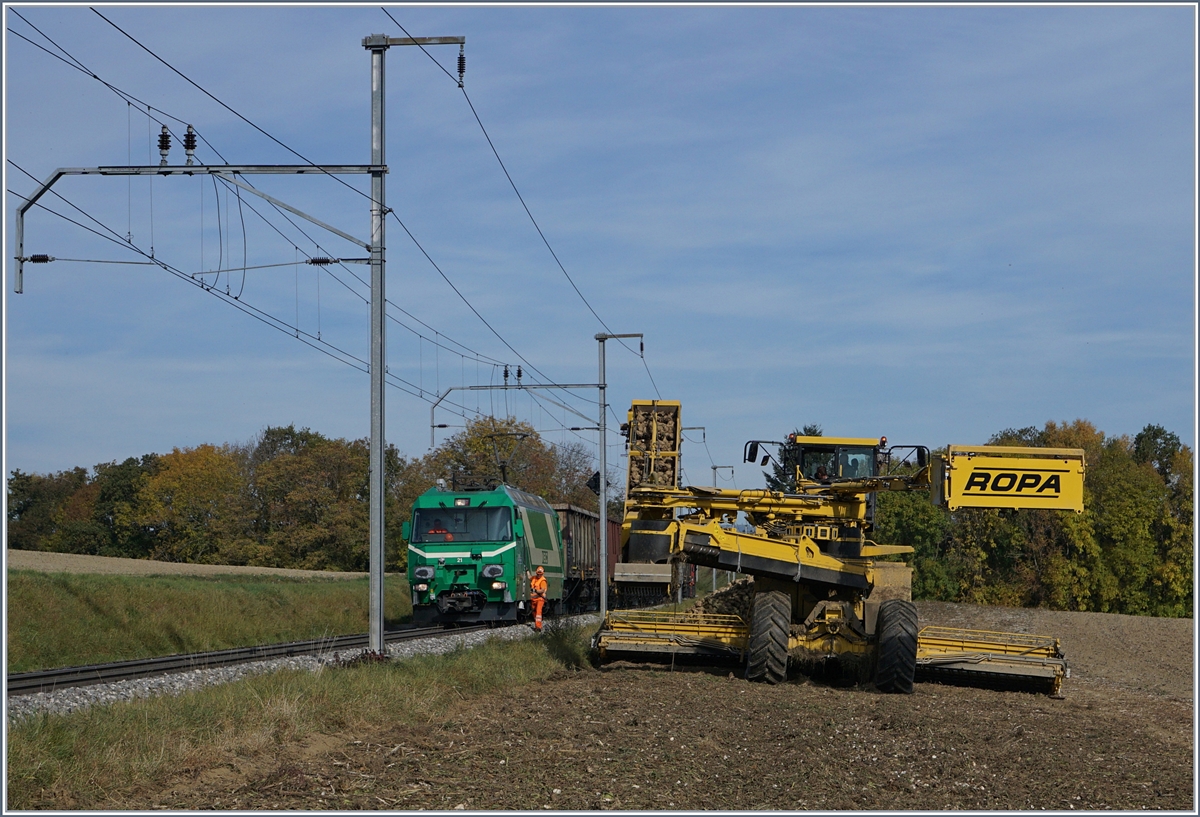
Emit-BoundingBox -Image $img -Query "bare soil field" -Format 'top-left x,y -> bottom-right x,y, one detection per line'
9,553 -> 1195,810
144,604 -> 1193,812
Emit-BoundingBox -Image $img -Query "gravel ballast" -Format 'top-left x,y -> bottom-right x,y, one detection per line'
6,618 -> 600,723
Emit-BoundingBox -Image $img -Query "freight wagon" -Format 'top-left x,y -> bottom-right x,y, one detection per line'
554,502 -> 696,609
551,503 -> 620,613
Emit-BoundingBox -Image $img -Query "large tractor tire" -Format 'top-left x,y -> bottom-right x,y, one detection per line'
745,590 -> 791,684
874,599 -> 918,694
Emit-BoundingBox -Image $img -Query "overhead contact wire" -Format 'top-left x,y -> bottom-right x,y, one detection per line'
381,7 -> 662,401
91,8 -> 370,202
7,19 -> 228,163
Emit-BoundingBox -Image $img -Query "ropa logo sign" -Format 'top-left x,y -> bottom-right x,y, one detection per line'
963,469 -> 1063,496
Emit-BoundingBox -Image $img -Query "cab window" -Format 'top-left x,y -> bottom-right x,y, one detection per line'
838,447 -> 875,478
411,507 -> 513,544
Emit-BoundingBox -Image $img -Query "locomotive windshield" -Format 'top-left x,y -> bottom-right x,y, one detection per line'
411,507 -> 513,544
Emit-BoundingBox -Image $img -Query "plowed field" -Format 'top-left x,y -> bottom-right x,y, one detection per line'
151,603 -> 1193,811
10,552 -> 1194,810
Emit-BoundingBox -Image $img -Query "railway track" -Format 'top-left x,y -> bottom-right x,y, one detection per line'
6,624 -> 488,696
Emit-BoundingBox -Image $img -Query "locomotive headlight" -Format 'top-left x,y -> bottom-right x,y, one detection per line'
481,564 -> 504,579
490,581 -> 507,590
413,566 -> 434,580
415,583 -> 429,592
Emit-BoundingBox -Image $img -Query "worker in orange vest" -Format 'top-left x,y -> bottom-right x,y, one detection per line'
529,565 -> 548,632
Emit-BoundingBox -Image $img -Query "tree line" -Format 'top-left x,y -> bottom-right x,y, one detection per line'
6,417 -> 608,573
768,420 -> 1191,618
7,417 -> 1191,617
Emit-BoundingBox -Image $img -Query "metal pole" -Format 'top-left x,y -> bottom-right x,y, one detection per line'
15,206 -> 24,293
597,335 -> 608,623
361,32 -> 460,650
711,459 -> 717,593
366,36 -> 389,653
595,332 -> 643,621
711,464 -> 735,595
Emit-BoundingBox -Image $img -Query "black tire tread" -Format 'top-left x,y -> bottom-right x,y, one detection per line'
745,590 -> 791,684
875,599 -> 918,694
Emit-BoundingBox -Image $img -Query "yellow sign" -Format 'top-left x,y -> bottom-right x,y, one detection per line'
939,446 -> 1085,512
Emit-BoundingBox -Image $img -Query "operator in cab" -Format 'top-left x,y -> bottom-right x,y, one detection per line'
529,566 -> 548,633
426,519 -> 452,542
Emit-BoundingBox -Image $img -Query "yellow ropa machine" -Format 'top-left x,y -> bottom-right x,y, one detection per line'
594,400 -> 1082,695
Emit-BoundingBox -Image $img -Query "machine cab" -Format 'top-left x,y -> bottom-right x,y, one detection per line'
788,435 -> 881,482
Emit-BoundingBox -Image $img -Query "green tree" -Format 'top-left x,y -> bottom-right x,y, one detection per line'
6,467 -> 88,551
90,455 -> 162,558
763,424 -> 821,492
251,432 -> 372,571
43,480 -> 109,555
874,486 -> 955,601
1149,446 -> 1193,616
1132,424 -> 1183,482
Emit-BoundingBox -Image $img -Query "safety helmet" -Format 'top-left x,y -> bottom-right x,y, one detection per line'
536,565 -> 545,575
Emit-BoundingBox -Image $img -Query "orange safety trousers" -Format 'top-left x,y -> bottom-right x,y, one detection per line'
530,575 -> 548,631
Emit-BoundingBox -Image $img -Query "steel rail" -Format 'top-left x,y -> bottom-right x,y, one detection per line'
6,624 -> 488,696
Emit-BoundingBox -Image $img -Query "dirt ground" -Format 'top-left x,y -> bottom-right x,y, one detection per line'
148,602 -> 1194,811
10,553 -> 1195,810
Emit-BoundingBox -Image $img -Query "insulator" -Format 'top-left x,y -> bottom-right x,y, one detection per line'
29,254 -> 51,263
306,257 -> 335,265
158,125 -> 170,166
458,48 -> 465,87
183,125 -> 197,151
516,366 -> 522,380
503,365 -> 510,381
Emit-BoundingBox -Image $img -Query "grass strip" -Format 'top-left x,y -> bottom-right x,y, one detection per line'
6,570 -> 412,672
5,622 -> 594,810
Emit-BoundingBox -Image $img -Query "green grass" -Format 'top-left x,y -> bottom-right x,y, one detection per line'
6,624 -> 595,810
5,570 -> 413,672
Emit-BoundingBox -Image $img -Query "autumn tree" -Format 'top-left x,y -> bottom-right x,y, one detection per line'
134,444 -> 254,564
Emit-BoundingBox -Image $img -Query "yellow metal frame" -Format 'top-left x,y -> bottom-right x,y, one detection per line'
626,400 -> 683,490
595,611 -> 749,659
916,625 -> 1068,694
789,436 -> 880,447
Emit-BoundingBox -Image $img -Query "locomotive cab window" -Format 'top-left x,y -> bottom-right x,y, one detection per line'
412,507 -> 513,543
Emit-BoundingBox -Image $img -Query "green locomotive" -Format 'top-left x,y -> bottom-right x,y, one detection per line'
405,483 -> 581,626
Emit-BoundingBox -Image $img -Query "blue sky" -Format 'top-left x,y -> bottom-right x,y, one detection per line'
3,3 -> 1196,491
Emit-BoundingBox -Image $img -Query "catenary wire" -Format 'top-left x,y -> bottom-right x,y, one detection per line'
28,8 -> 528,375
380,7 -> 662,401
205,174 -> 510,370
7,17 -> 229,163
82,7 -> 591,415
12,16 -> 614,451
90,8 -> 370,201
8,163 -> 482,415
